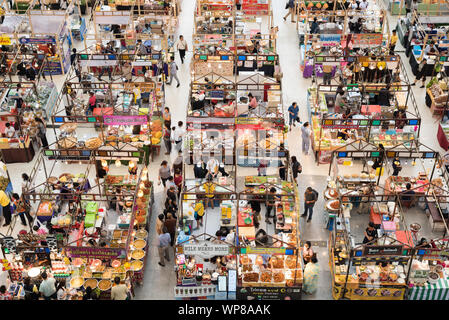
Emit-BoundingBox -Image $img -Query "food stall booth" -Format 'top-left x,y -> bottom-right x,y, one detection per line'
174,233 -> 238,300
308,82 -> 421,164
188,72 -> 237,119
185,111 -> 235,166
21,150 -> 153,296
193,1 -> 235,77
175,161 -> 238,300
235,177 -> 302,300
19,3 -> 75,75
407,239 -> 449,300
235,117 -> 286,168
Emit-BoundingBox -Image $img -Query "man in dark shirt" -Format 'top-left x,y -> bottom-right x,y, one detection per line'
363,222 -> 377,244
164,213 -> 177,246
301,187 -> 318,222
25,64 -> 36,81
401,183 -> 415,208
265,187 -> 279,225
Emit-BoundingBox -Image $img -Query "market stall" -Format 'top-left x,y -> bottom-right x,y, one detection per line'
188,72 -> 237,119
15,151 -> 154,298
235,178 -> 302,299
308,83 -> 421,164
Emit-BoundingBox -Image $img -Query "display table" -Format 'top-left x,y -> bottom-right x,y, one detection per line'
438,123 -> 449,151
0,140 -> 35,164
408,278 -> 449,300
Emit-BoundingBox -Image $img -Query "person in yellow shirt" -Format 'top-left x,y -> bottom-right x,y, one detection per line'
0,190 -> 11,226
203,180 -> 215,209
376,57 -> 387,83
389,30 -> 398,55
192,201 -> 205,230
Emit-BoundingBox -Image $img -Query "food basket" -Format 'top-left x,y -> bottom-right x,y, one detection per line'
58,137 -> 77,149
130,260 -> 144,271
131,249 -> 146,260
70,277 -> 84,289
98,279 -> 112,291
326,200 -> 340,211
84,278 -> 98,289
133,239 -> 146,250
59,123 -> 78,133
85,137 -> 102,149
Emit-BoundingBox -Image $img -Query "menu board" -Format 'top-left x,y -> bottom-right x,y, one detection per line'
237,286 -> 301,300
362,245 -> 403,256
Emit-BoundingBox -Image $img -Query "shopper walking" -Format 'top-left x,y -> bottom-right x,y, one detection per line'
176,35 -> 188,64
35,117 -> 48,148
174,169 -> 183,198
156,213 -> 165,235
302,241 -> 314,265
291,156 -> 302,184
167,56 -> 180,87
157,227 -> 171,267
171,121 -> 185,152
0,190 -> 11,227
301,122 -> 312,155
392,156 -> 402,176
164,213 -> 177,246
172,150 -> 183,174
303,256 -> 320,295
283,0 -> 295,22
301,187 -> 318,222
111,276 -> 129,300
287,102 -> 299,130
158,160 -> 171,188
163,124 -> 172,155
39,272 -> 57,300
163,107 -> 171,129
17,60 -> 27,82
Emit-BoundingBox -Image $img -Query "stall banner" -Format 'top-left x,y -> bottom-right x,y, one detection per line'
241,247 -> 295,255
64,246 -> 126,259
416,248 -> 449,259
94,11 -> 131,25
19,37 -> 56,44
352,34 -> 383,48
237,286 -> 301,300
319,34 -> 341,47
362,245 -> 404,256
103,115 -> 148,126
178,241 -> 232,259
0,36 -> 11,46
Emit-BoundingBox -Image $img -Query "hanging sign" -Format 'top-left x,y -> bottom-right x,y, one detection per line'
362,245 -> 403,256
0,36 -> 11,45
103,115 -> 148,126
320,34 -> 341,47
352,34 -> 383,47
64,246 -> 126,259
20,37 -> 56,44
180,241 -> 231,259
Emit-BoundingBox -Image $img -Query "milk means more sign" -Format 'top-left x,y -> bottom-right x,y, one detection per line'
181,241 -> 231,259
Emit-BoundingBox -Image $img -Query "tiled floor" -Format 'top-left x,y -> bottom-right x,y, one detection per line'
2,0 -> 447,300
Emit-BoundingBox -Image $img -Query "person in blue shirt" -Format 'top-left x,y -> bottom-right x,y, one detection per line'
310,18 -> 319,34
157,227 -> 171,267
288,102 -> 300,130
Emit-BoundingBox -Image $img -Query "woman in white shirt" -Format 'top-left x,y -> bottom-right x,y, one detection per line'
176,35 -> 188,64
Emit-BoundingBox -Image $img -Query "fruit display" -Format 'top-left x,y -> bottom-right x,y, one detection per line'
149,117 -> 163,145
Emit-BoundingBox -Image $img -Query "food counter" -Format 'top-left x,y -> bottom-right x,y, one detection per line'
184,129 -> 235,165
0,135 -> 35,164
384,175 -> 430,195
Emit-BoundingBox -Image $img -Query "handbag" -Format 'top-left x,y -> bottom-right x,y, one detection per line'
285,1 -> 290,9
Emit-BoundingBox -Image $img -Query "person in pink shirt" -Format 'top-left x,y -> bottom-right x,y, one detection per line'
248,93 -> 258,110
88,91 -> 96,115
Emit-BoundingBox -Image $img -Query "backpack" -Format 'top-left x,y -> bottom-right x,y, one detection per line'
312,189 -> 319,201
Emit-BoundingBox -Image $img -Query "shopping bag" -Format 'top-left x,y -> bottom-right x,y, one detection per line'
85,201 -> 98,215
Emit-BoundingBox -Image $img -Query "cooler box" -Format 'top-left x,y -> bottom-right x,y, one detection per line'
85,201 -> 98,215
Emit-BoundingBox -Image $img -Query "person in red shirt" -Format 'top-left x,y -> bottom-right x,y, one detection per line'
173,168 -> 183,198
88,91 -> 96,115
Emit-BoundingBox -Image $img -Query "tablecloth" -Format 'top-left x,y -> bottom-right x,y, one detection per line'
437,123 -> 449,151
408,278 -> 449,300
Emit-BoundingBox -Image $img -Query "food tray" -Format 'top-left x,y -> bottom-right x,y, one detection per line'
98,279 -> 112,291
70,277 -> 84,289
84,278 -> 98,289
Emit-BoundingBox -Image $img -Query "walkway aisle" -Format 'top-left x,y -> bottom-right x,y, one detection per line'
134,0 -> 195,300
271,1 -> 333,299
